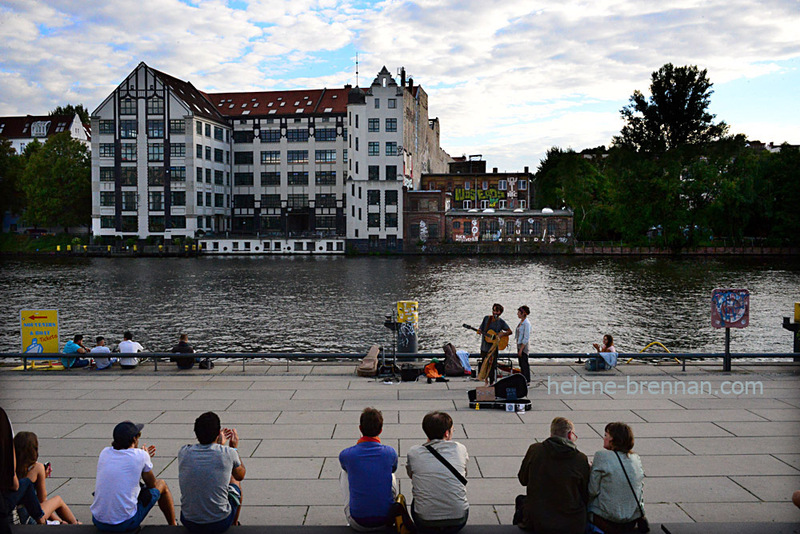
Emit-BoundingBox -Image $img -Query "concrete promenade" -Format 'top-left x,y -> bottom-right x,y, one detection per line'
2,361 -> 800,527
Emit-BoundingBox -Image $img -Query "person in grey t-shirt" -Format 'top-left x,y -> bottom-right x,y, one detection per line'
178,412 -> 245,533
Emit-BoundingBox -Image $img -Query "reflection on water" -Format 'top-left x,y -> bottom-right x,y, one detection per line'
0,256 -> 798,354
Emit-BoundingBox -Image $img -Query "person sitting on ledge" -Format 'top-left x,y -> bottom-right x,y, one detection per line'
118,331 -> 144,370
588,422 -> 646,534
91,336 -> 117,370
61,334 -> 90,369
338,407 -> 398,531
515,416 -> 590,534
1,407 -> 47,525
171,333 -> 196,370
587,334 -> 617,371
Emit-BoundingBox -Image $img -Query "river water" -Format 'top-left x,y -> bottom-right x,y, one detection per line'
0,256 -> 798,356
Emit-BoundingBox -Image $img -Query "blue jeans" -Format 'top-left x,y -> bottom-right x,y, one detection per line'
2,478 -> 44,523
93,487 -> 160,532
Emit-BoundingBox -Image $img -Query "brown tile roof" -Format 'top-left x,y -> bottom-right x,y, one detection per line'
0,114 -> 76,140
204,87 -> 349,118
149,66 -> 225,122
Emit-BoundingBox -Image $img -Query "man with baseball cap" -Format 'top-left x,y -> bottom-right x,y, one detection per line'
91,421 -> 176,531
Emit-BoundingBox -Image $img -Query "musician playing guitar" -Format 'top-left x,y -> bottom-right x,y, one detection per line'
476,303 -> 512,386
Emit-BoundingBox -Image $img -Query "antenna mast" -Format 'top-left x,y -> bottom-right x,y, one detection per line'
355,53 -> 359,87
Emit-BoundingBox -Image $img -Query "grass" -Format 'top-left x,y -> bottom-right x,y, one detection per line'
0,233 -> 85,253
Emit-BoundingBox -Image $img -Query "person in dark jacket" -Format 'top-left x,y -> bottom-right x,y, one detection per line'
171,334 -> 196,370
515,417 -> 590,534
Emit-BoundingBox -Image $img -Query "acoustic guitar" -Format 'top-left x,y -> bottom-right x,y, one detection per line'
462,324 -> 509,351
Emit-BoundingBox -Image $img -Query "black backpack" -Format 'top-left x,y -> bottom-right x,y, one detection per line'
443,342 -> 465,376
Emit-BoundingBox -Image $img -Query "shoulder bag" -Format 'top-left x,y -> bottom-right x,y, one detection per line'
614,451 -> 649,533
425,444 -> 467,485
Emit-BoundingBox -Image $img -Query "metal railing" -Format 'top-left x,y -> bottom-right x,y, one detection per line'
1,351 -> 797,373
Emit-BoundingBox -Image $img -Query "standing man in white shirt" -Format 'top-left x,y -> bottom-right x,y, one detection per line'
118,331 -> 144,370
90,336 -> 117,370
90,421 -> 176,531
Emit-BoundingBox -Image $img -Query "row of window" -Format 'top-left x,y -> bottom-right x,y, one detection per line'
196,168 -> 228,185
99,119 -> 187,137
367,142 -> 399,156
367,212 -> 398,228
98,143 -> 188,162
366,190 -> 399,206
100,215 -> 188,231
460,200 -> 528,209
233,127 -> 344,144
232,193 -> 341,209
232,170 -> 338,186
100,191 -> 188,209
455,179 -> 529,191
100,166 -> 186,184
367,118 -> 397,132
367,165 -> 398,181
196,192 -> 228,207
235,150 -> 347,165
119,98 -> 163,116
196,121 -> 226,141
197,145 -> 229,163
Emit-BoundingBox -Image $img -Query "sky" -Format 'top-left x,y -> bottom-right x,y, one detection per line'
1,0 -> 799,172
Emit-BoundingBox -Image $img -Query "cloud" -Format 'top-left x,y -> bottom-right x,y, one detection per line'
0,0 -> 798,170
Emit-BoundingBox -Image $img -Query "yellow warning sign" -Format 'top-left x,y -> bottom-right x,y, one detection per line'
20,310 -> 59,354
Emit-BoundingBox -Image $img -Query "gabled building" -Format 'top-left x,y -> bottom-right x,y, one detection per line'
90,62 -> 451,251
0,113 -> 89,154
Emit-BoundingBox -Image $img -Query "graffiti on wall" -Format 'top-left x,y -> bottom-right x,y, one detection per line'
454,188 -> 507,206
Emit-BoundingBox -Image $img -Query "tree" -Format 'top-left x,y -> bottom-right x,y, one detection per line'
21,132 -> 90,231
50,104 -> 90,124
614,64 -> 728,153
0,138 -> 25,228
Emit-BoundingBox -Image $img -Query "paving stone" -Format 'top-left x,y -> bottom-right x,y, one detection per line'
294,389 -> 401,400
1,409 -> 47,423
564,399 -> 684,411
588,421 -> 734,438
76,389 -> 191,400
30,410 -> 168,424
645,455 -> 800,477
150,411 -> 281,425
643,503 -> 695,523
631,409 -> 768,423
182,389 -> 294,400
239,505 -> 309,525
5,422 -> 86,439
341,399 -> 458,411
675,436 -> 800,455
113,399 -> 235,411
671,398 -> 797,410
462,422 -> 599,440
678,502 -> 800,522
645,477 -> 759,503
730,475 -> 800,501
241,479 -> 341,505
746,408 -> 800,421
303,505 -> 348,527
398,410 -> 520,425
275,411 -> 399,425
230,399 -> 345,411
716,421 -> 800,437
773,454 -> 800,471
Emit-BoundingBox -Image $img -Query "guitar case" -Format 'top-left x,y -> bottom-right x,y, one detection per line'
467,373 -> 528,402
356,345 -> 380,377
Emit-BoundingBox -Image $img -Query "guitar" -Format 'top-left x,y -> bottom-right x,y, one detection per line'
462,324 -> 509,351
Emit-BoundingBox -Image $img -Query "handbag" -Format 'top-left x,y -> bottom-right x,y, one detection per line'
614,451 -> 649,533
424,444 -> 467,485
389,493 -> 416,534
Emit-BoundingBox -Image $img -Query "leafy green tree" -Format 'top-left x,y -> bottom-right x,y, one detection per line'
50,104 -> 90,124
614,64 -> 728,153
759,144 -> 800,243
21,132 -> 90,231
0,138 -> 25,228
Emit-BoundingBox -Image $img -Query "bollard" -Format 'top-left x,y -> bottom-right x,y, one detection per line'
66,245 -> 71,252
159,245 -> 163,252
57,245 -> 61,252
192,244 -> 197,251
781,302 -> 800,363
397,301 -> 419,353
107,245 -> 111,252
133,244 -> 137,252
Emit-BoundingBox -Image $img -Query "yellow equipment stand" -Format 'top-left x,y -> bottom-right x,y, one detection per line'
627,341 -> 681,365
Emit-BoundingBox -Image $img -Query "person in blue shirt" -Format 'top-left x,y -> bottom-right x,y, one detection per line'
61,335 -> 90,369
338,407 -> 398,531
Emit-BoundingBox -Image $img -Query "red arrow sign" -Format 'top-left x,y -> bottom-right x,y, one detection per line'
28,315 -> 48,320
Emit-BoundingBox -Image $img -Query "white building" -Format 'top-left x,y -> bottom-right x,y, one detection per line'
90,63 -> 451,251
0,113 -> 89,154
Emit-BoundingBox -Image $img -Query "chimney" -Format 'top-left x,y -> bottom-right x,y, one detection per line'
524,166 -> 529,173
493,167 -> 498,173
408,78 -> 413,92
400,67 -> 406,87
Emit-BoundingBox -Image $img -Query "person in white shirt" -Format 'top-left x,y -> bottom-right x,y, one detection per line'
91,421 -> 175,531
118,331 -> 144,369
90,337 -> 117,370
515,306 -> 532,384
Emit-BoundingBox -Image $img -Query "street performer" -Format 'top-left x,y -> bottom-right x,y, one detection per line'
477,303 -> 512,386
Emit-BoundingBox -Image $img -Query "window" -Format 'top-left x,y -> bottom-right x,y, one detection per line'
355,115 -> 359,128
385,118 -> 397,132
206,193 -> 212,206
261,151 -> 280,164
149,216 -> 165,232
171,216 -> 186,228
214,170 -> 224,185
287,150 -> 308,164
374,98 -> 380,109
261,172 -> 280,186
147,98 -> 164,115
506,220 -> 514,234
316,128 -> 336,141
368,118 -> 379,132
343,128 -> 347,141
385,212 -> 398,228
482,181 -> 488,190
197,122 -> 203,134
315,150 -> 336,163
121,144 -> 137,161
498,179 -> 507,191
316,194 -> 337,208
100,192 -> 115,207
428,223 -> 439,239
388,98 -> 397,109
463,200 -> 473,209
196,168 -> 203,182
100,167 -> 114,181
170,144 -> 185,158
197,192 -> 203,206
205,146 -> 211,160
287,194 -> 308,208
169,119 -> 185,134
260,129 -> 280,143
288,171 -> 309,185
234,172 -> 254,186
120,120 -> 137,138
343,149 -> 348,163
480,200 -> 489,209
148,167 -> 165,186
499,200 -> 507,209
368,165 -> 380,181
234,151 -> 254,164
355,138 -> 359,151
99,120 -> 114,134
386,165 -> 398,181
121,168 -> 137,185
121,191 -> 138,211
215,194 -> 224,207
214,126 -> 223,140
148,143 -> 164,162
147,120 -> 164,138
519,200 -> 527,209
205,124 -> 211,136
385,142 -> 399,156
367,190 -> 381,205
196,144 -> 203,158
261,194 -> 281,208
101,216 -> 115,229
464,181 -> 471,190
386,190 -> 398,205
286,128 -> 309,142
171,191 -> 185,206
205,169 -> 212,183
118,215 -> 136,232
367,213 -> 381,228
368,142 -> 379,156
316,215 -> 336,228
100,143 -> 115,157
214,148 -> 223,163
316,171 -> 336,185
120,99 -> 136,115
518,179 -> 528,190
234,130 -> 253,143
234,194 -> 254,208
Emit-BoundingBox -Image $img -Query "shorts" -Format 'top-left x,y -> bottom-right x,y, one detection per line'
93,487 -> 160,532
181,484 -> 241,534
